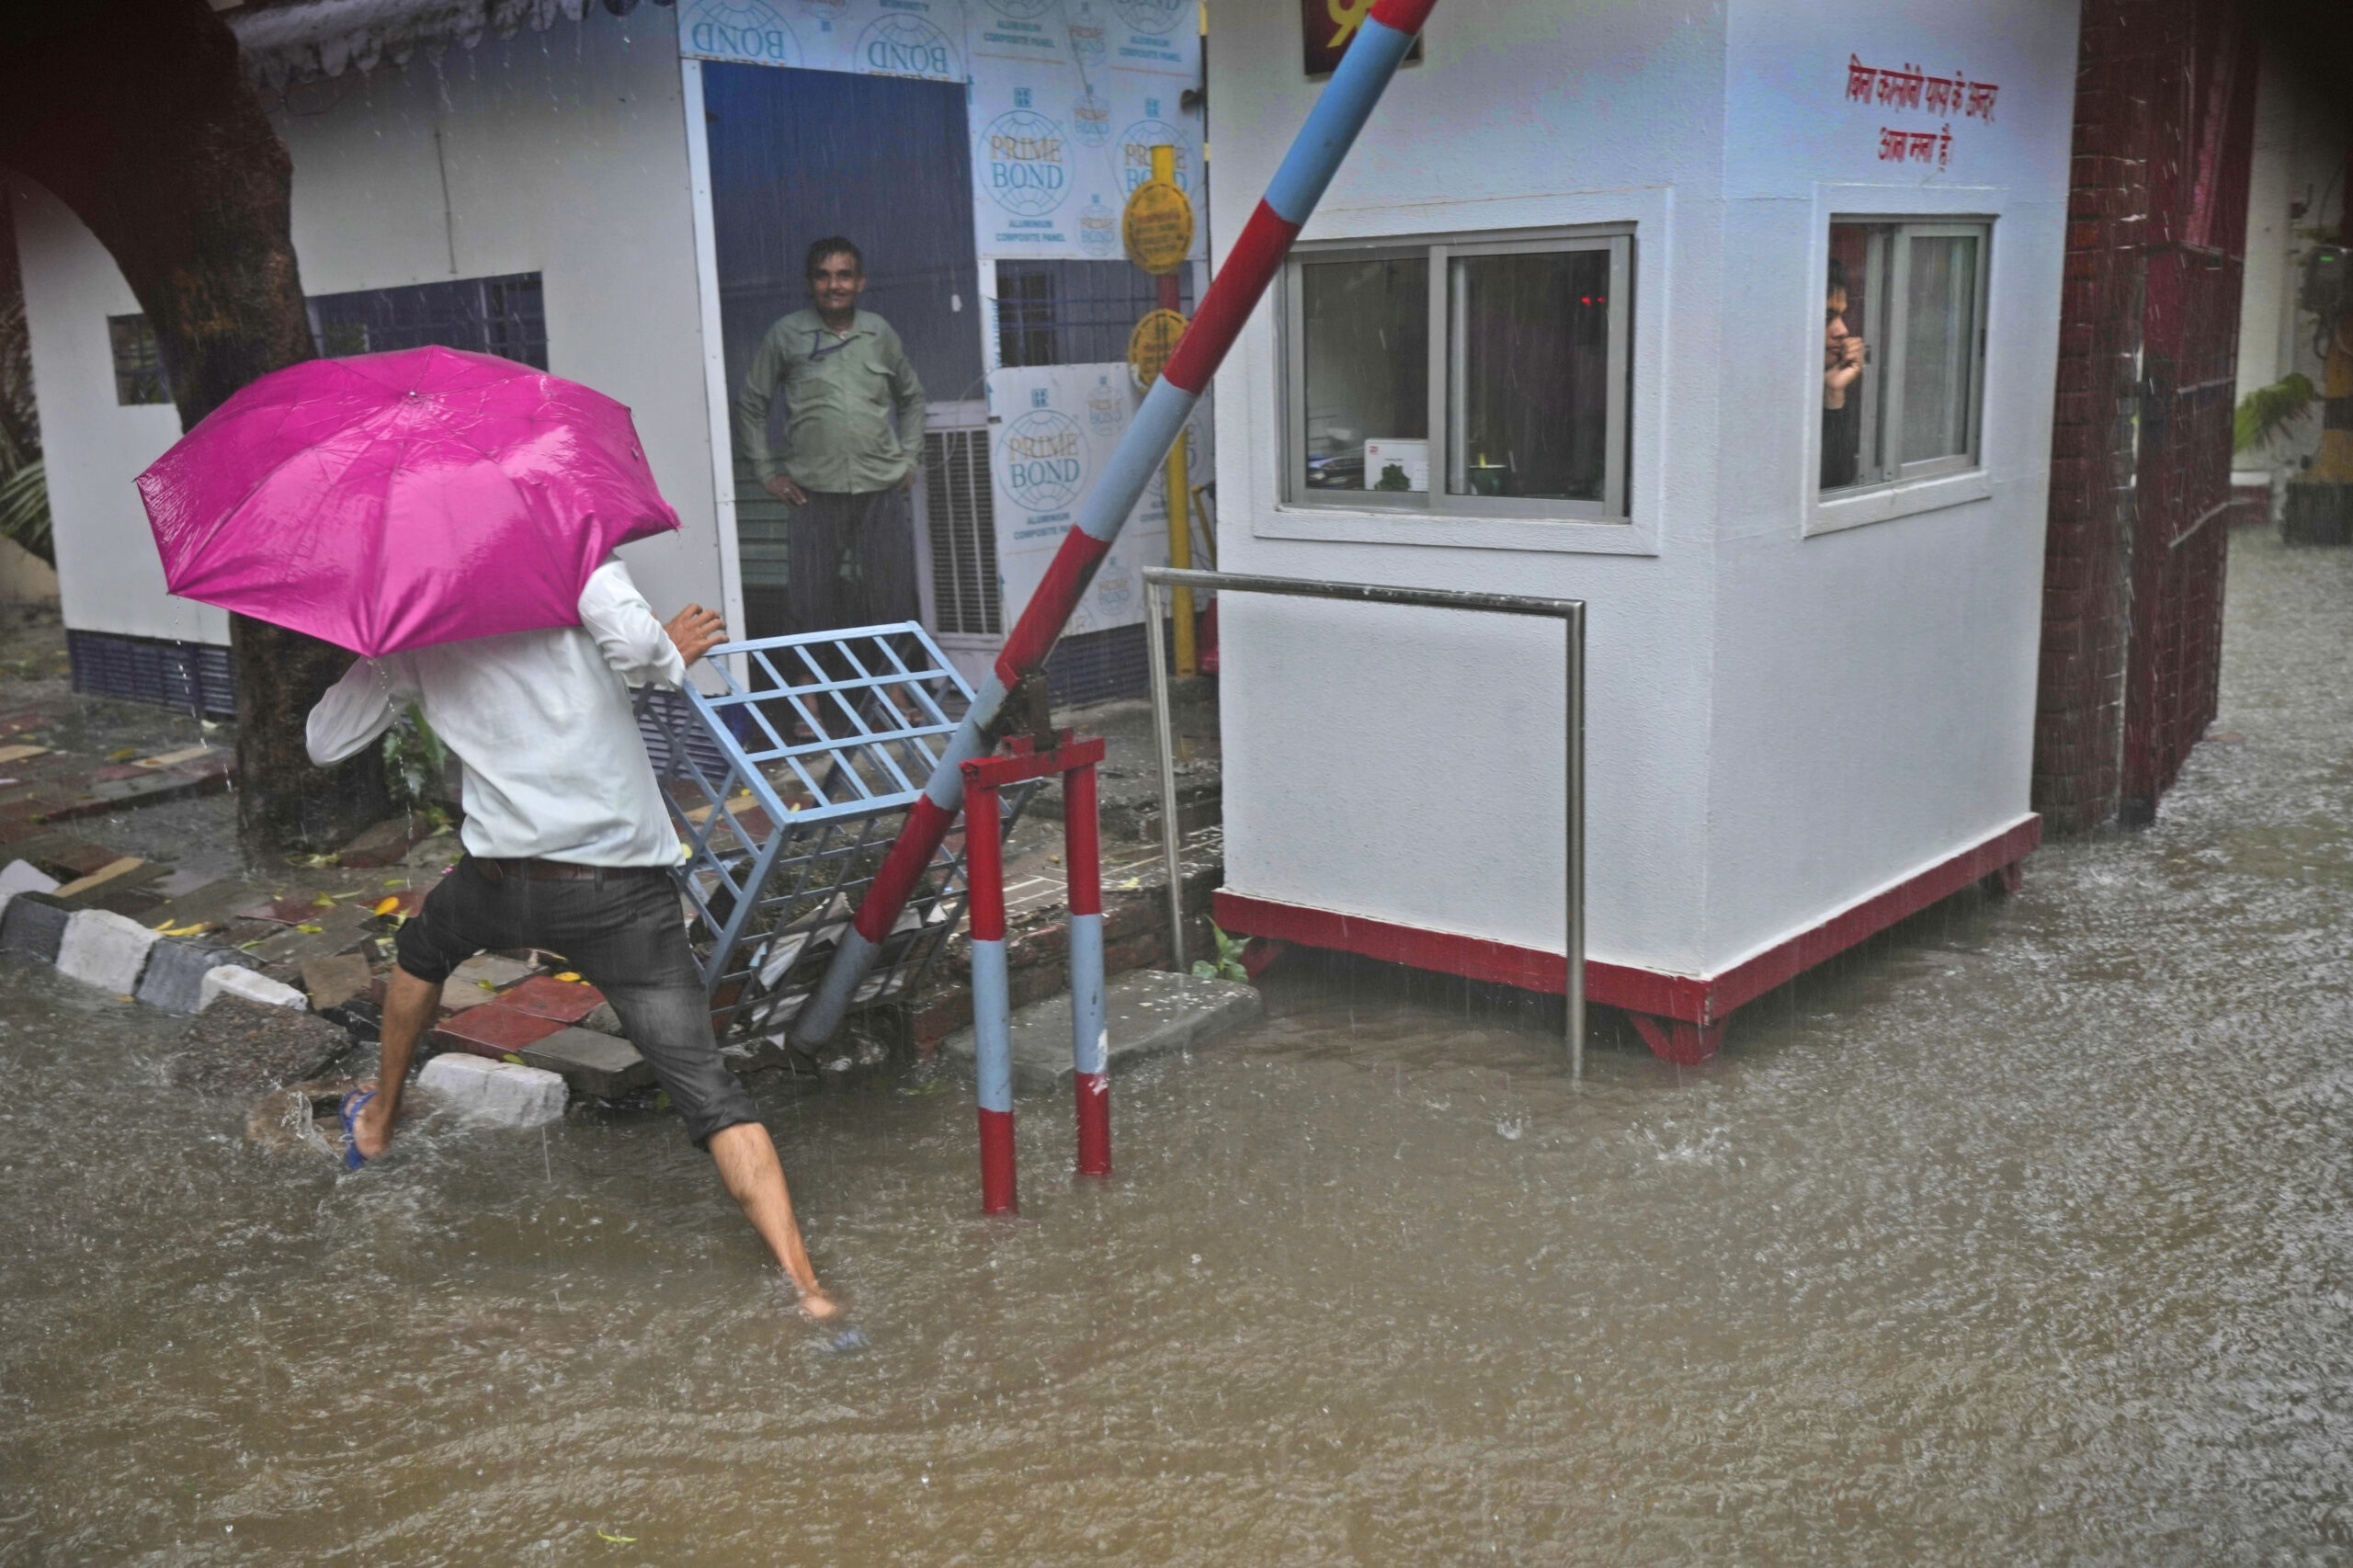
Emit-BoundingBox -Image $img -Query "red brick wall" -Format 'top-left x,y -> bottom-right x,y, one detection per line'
2035,0 -> 2254,833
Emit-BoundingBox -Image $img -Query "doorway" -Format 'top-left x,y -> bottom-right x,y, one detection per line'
703,62 -> 983,640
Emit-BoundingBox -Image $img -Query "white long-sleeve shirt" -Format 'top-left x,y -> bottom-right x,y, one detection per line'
306,560 -> 688,867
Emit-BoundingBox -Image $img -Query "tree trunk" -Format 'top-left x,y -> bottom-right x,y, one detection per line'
0,0 -> 389,852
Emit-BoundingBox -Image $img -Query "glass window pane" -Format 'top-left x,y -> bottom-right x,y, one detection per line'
1822,224 -> 1872,490
1447,249 -> 1610,501
1302,256 -> 1427,493
1900,234 -> 1978,464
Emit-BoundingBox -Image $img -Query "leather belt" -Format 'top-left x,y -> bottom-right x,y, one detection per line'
471,857 -> 659,884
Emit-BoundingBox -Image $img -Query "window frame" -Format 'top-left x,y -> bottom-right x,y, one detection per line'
1820,216 -> 1992,498
1280,224 -> 1634,524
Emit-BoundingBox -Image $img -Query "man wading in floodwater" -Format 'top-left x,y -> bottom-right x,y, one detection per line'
307,563 -> 839,1320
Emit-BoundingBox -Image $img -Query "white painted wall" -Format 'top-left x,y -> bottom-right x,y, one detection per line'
14,8 -> 726,647
1209,0 -> 2076,981
14,179 -> 218,643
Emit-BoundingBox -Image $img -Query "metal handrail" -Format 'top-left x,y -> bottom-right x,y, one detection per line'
1142,567 -> 1588,1077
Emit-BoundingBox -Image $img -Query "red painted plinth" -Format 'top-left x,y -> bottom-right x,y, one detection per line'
1627,1015 -> 1728,1065
1074,1072 -> 1110,1176
978,1107 -> 1017,1215
1215,816 -> 2043,1068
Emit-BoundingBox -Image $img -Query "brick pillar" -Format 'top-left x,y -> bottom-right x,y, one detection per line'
2033,0 -> 2155,835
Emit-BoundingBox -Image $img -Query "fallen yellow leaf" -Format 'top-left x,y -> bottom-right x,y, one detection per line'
295,923 -> 324,934
555,971 -> 583,983
372,897 -> 401,915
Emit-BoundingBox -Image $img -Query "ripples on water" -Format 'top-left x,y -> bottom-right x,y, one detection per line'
3,532 -> 2349,1564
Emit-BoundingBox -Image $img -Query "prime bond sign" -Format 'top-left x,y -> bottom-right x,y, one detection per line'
679,0 -> 967,80
989,364 -> 1210,637
680,0 -> 1202,265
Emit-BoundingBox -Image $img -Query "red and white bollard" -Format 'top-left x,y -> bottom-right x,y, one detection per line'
961,732 -> 1110,1214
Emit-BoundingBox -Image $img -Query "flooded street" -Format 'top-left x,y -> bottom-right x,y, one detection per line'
4,526 -> 2349,1565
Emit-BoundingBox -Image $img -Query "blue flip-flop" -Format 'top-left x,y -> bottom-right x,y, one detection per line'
338,1089 -> 376,1170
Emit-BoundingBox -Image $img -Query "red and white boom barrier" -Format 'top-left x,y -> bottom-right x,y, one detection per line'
793,0 -> 1440,1049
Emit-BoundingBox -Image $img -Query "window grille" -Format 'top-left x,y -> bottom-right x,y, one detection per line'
995,260 -> 1194,369
923,425 -> 999,636
307,272 -> 550,369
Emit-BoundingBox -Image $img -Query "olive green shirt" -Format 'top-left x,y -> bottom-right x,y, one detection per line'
733,308 -> 926,494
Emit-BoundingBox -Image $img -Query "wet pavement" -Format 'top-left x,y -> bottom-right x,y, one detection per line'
3,527 -> 2349,1564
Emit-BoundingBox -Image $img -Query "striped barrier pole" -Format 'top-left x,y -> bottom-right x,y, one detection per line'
1065,753 -> 1110,1176
792,0 -> 1440,1050
961,764 -> 1017,1215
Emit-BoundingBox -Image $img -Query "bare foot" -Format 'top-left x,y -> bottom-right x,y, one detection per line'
796,1288 -> 842,1322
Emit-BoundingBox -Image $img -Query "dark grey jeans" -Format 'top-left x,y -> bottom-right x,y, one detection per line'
786,486 -> 919,636
395,858 -> 759,1146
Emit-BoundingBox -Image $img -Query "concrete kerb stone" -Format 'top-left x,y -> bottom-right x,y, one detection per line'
55,908 -> 163,994
942,969 -> 1264,1096
416,1051 -> 567,1128
1,892 -> 73,963
138,939 -> 259,1014
202,963 -> 310,1012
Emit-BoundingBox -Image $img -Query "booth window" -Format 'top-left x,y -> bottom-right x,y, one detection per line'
1283,230 -> 1631,520
1821,221 -> 1989,494
108,315 -> 170,406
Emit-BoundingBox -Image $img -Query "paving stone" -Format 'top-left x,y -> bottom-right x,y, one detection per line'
57,858 -> 169,906
415,1051 -> 566,1127
55,908 -> 161,994
166,995 -> 351,1097
136,939 -> 257,1013
494,973 -> 608,1024
0,858 -> 58,895
237,894 -> 335,926
320,996 -> 383,1045
0,892 -> 71,962
517,1026 -> 654,1098
144,879 -> 271,935
38,840 -> 125,879
448,952 -> 538,996
430,1003 -> 565,1059
582,1000 -> 623,1036
941,969 -> 1265,1096
339,814 -> 434,868
202,964 -> 310,1011
301,952 -> 373,1010
242,903 -> 377,968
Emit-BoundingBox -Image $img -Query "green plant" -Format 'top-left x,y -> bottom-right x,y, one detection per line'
1190,921 -> 1250,983
381,703 -> 453,833
0,293 -> 48,567
0,451 -> 50,566
2234,372 -> 2318,454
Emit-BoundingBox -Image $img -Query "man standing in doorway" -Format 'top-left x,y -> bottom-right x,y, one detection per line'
735,238 -> 927,638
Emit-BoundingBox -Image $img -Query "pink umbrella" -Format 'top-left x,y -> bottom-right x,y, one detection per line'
136,346 -> 680,658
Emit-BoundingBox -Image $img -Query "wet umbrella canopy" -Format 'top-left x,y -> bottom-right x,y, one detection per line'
134,346 -> 679,658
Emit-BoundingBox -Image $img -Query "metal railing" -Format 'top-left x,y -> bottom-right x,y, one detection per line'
1142,567 -> 1588,1076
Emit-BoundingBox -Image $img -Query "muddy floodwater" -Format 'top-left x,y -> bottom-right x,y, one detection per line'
5,528 -> 2350,1565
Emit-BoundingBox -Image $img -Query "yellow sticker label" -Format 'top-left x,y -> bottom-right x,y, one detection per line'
1126,308 -> 1189,390
1121,178 -> 1194,276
